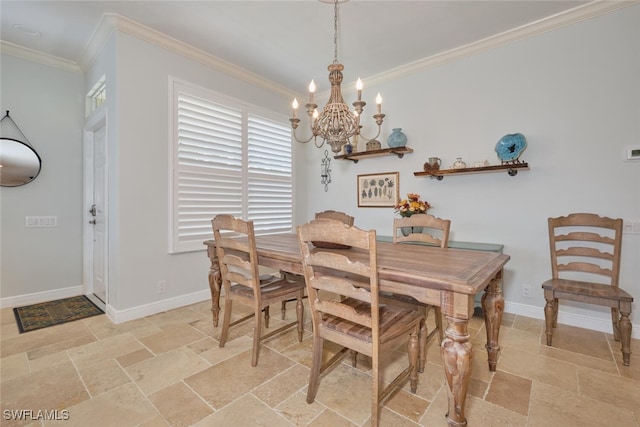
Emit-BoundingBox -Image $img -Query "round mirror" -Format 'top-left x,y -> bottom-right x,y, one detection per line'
0,111 -> 41,187
0,139 -> 42,187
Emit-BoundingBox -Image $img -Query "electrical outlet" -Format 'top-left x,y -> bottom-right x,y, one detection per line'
157,280 -> 168,294
521,284 -> 531,298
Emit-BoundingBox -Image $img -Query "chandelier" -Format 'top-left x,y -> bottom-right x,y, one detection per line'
290,0 -> 385,154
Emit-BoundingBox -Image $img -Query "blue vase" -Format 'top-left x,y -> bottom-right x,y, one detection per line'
387,128 -> 407,148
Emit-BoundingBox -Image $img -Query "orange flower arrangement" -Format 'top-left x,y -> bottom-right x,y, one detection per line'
394,193 -> 432,217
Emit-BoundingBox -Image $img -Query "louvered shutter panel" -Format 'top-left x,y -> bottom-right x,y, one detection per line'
173,93 -> 243,252
247,115 -> 293,235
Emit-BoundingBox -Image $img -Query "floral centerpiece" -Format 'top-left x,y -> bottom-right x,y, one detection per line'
394,193 -> 432,217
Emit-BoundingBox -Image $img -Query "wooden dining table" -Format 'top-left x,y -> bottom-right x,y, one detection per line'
204,233 -> 510,426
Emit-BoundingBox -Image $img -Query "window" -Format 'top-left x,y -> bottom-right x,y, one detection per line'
86,75 -> 106,117
170,79 -> 293,253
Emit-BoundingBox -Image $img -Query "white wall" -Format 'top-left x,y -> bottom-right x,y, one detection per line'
0,54 -> 85,305
91,32 -> 300,320
303,5 -> 640,335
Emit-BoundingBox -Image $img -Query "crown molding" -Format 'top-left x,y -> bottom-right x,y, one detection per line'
364,0 -> 639,87
4,0 -> 636,96
0,40 -> 81,74
80,13 -> 296,99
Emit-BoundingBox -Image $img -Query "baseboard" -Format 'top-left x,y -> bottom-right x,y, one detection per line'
4,288 -> 635,339
106,290 -> 212,324
0,286 -> 84,309
505,301 -> 640,340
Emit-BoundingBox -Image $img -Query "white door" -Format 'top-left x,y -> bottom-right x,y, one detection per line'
90,125 -> 108,305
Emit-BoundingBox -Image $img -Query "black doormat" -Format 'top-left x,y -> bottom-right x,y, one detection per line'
13,295 -> 104,333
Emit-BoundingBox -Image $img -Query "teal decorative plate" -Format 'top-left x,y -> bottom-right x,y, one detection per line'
495,133 -> 527,163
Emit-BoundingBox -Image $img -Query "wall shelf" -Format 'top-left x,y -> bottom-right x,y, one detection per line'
334,147 -> 413,163
414,162 -> 529,180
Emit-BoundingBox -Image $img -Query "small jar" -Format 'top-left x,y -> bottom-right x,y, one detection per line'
452,157 -> 466,169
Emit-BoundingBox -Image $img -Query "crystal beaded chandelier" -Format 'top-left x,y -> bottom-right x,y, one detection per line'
290,0 -> 385,154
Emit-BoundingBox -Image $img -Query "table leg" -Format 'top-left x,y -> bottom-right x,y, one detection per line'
481,269 -> 504,371
207,245 -> 221,327
441,317 -> 472,427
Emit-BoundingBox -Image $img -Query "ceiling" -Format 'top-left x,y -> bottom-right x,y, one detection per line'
1,1 -> 603,93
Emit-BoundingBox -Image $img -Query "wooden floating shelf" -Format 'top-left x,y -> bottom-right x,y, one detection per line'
414,162 -> 529,180
334,147 -> 413,163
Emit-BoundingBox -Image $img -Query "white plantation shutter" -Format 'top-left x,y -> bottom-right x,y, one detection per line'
170,80 -> 293,253
247,116 -> 293,234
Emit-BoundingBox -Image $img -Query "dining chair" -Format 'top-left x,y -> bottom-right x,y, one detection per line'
542,213 -> 633,366
297,219 -> 423,427
315,209 -> 355,225
280,210 -> 355,320
212,214 -> 305,367
386,214 -> 451,371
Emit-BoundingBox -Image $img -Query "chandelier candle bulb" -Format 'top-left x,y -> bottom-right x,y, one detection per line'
376,93 -> 382,114
309,80 -> 316,103
356,78 -> 363,101
292,98 -> 298,118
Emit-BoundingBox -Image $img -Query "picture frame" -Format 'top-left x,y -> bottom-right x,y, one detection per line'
357,172 -> 399,207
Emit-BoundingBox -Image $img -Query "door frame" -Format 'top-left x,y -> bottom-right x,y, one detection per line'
83,106 -> 108,311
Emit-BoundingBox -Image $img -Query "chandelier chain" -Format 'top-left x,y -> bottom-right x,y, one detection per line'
333,0 -> 339,64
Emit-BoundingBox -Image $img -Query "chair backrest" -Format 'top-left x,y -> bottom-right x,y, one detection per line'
315,210 -> 355,226
211,214 -> 261,299
393,214 -> 451,247
297,219 -> 379,341
548,213 -> 623,287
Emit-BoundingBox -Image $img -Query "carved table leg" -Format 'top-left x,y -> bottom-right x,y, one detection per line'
441,317 -> 472,427
481,270 -> 505,371
207,245 -> 221,327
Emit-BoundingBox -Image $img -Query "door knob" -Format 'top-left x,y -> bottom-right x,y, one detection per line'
89,219 -> 96,225
89,204 -> 97,217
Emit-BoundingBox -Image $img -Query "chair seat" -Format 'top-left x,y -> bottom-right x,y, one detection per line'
230,275 -> 305,300
542,278 -> 634,302
322,298 -> 424,344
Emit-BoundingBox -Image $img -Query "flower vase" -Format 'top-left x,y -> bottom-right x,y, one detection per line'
387,128 -> 407,148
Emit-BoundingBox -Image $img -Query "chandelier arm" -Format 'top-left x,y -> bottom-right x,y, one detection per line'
291,127 -> 317,144
354,113 -> 386,144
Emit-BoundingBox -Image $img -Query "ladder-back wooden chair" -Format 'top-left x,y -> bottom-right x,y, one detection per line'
315,209 -> 355,225
212,214 -> 305,367
297,219 -> 423,427
280,210 -> 355,320
387,214 -> 451,371
542,213 -> 633,366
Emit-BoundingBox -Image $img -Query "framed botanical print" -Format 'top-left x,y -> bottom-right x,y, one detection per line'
357,172 -> 399,207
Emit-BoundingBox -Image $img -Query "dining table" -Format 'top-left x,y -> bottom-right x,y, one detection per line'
204,232 -> 510,426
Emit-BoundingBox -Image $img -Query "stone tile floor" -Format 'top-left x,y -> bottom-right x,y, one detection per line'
1,300 -> 638,426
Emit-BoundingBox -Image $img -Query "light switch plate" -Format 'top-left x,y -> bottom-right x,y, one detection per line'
25,216 -> 57,227
623,220 -> 640,234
